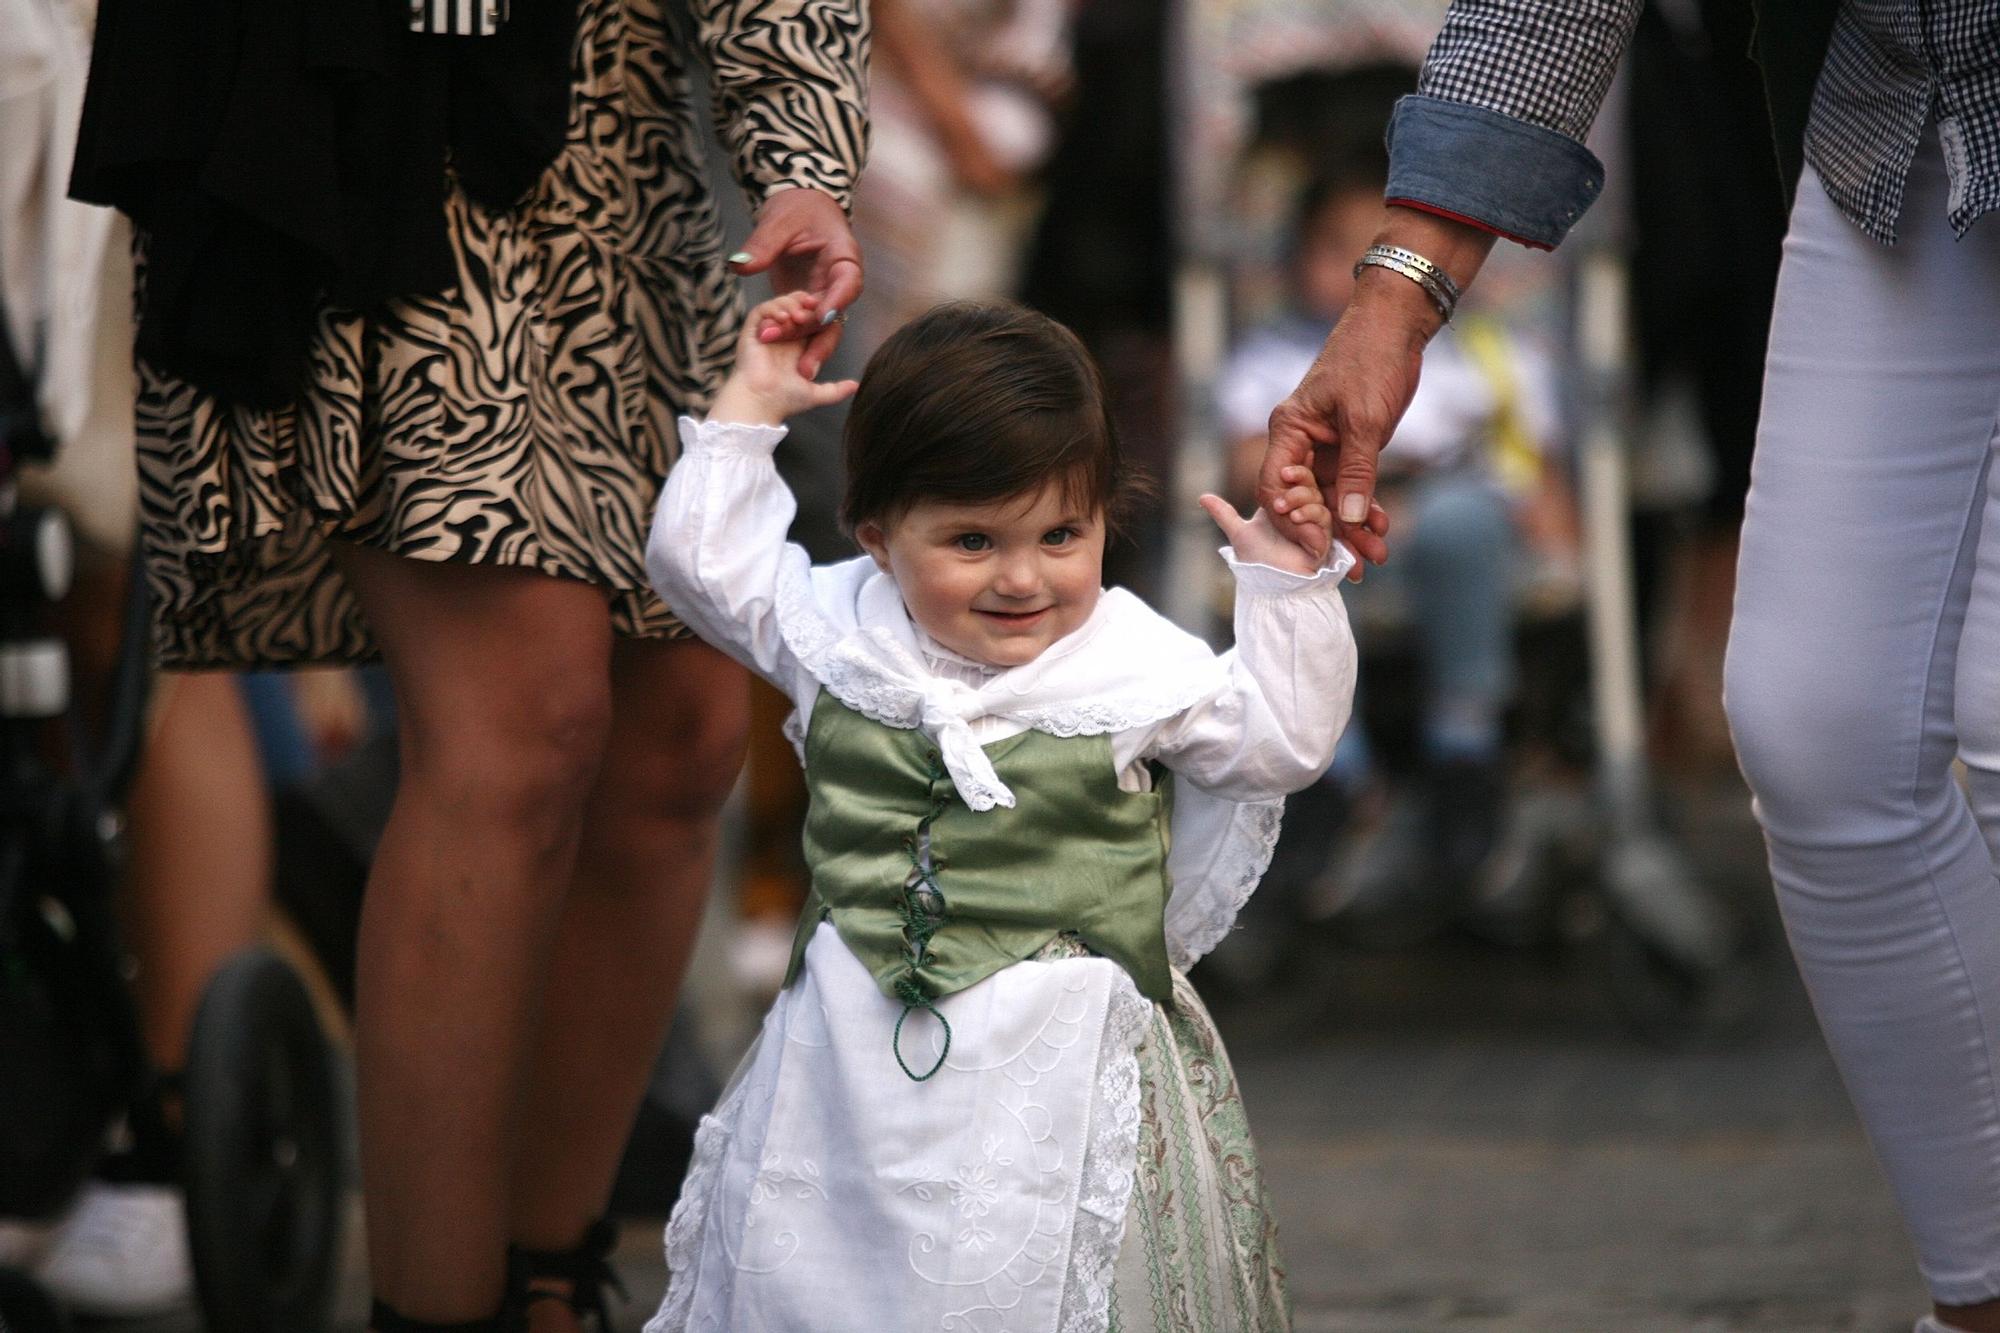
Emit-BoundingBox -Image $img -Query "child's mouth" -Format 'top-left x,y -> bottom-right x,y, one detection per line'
976,607 -> 1049,627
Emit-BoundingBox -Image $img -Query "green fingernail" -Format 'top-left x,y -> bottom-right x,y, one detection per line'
728,251 -> 753,265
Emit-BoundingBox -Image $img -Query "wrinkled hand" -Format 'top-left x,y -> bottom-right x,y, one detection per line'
729,187 -> 865,378
1256,296 -> 1420,573
1199,469 -> 1331,578
709,292 -> 860,427
1257,205 -> 1495,574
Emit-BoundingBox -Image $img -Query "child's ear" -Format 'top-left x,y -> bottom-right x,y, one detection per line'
854,520 -> 893,573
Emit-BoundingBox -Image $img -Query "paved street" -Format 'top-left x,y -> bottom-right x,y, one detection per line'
121,777 -> 1927,1333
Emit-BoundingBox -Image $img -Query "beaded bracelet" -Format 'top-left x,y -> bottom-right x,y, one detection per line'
1353,244 -> 1461,322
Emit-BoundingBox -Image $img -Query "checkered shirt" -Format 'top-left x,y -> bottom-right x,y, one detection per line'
1414,0 -> 2000,244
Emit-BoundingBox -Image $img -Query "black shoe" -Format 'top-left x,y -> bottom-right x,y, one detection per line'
508,1218 -> 626,1332
370,1299 -> 518,1333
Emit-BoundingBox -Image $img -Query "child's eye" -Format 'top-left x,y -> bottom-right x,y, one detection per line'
1042,527 -> 1076,547
955,533 -> 993,552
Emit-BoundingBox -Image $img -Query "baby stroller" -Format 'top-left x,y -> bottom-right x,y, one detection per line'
0,296 -> 348,1332
1167,0 -> 1756,1043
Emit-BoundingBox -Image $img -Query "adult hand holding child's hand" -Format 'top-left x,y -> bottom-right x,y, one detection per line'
708,292 -> 861,427
1200,466 -> 1338,578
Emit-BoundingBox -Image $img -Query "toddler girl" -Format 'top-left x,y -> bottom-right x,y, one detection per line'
643,292 -> 1357,1333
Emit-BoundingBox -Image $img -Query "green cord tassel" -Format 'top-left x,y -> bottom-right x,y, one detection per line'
892,976 -> 952,1081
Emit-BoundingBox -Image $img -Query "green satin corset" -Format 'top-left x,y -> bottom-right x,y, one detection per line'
786,692 -> 1177,1023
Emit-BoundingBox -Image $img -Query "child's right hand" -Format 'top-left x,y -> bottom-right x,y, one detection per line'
1200,469 -> 1335,577
707,292 -> 860,427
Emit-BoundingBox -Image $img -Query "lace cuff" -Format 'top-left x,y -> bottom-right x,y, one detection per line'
675,414 -> 789,460
1219,542 -> 1357,595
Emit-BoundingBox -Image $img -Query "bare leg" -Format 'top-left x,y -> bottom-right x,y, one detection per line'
331,545 -> 616,1324
120,672 -> 271,1074
509,636 -> 749,1328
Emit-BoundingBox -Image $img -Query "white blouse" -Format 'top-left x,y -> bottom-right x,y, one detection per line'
642,417 -> 1358,1333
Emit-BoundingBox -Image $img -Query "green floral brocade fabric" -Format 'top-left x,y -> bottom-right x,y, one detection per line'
1040,937 -> 1291,1333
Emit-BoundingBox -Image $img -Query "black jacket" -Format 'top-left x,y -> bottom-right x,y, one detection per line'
69,0 -> 575,407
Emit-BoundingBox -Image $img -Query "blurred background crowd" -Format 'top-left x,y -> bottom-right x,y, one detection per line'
0,0 -> 1922,1329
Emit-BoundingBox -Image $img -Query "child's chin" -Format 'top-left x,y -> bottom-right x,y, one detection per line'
973,638 -> 1044,669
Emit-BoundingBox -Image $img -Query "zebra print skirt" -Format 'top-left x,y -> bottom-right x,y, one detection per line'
134,0 -> 745,668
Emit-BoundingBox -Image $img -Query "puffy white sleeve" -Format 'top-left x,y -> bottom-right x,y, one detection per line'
645,417 -> 821,709
1132,550 -> 1357,800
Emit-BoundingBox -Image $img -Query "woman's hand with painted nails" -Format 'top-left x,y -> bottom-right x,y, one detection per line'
727,187 -> 865,379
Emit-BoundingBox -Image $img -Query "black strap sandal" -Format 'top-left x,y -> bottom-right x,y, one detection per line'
369,1298 -> 517,1333
508,1218 -> 626,1330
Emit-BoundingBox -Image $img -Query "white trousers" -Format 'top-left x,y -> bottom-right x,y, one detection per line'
1725,138 -> 2000,1304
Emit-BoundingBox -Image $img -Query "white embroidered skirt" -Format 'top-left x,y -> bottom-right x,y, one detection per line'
648,926 -> 1288,1333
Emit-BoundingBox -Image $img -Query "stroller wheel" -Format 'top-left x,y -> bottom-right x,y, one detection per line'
183,946 -> 345,1333
0,1268 -> 72,1333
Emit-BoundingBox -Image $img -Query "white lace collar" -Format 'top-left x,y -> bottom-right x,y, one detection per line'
774,553 -> 1227,811
911,624 -> 1001,683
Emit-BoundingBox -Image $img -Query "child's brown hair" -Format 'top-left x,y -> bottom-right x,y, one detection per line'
841,301 -> 1146,533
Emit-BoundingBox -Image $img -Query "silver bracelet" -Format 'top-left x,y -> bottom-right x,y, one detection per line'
1353,244 -> 1460,322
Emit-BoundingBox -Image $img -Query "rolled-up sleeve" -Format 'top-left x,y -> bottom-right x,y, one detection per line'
1386,0 -> 1641,250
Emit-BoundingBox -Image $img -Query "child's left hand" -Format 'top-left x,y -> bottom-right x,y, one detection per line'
708,291 -> 860,427
1200,466 -> 1335,577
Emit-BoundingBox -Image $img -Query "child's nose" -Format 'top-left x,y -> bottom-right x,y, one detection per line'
993,554 -> 1040,597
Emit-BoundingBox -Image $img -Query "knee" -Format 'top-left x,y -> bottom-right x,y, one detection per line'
401,675 -> 614,837
619,689 -> 751,824
1722,633 -> 1903,843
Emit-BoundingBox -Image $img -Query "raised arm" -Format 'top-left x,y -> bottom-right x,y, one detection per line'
1131,491 -> 1358,800
1259,0 -> 1641,560
694,0 -> 870,375
645,294 -> 859,698
1136,553 -> 1358,802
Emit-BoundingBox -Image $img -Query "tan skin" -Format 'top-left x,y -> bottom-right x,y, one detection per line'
118,674 -> 269,1075
1257,202 -> 2000,1333
339,549 -> 751,1333
352,186 -> 854,1332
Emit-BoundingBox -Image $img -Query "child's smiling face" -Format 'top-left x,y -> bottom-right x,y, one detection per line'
856,481 -> 1106,669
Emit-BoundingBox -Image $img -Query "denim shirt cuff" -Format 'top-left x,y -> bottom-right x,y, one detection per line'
1384,95 -> 1606,251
